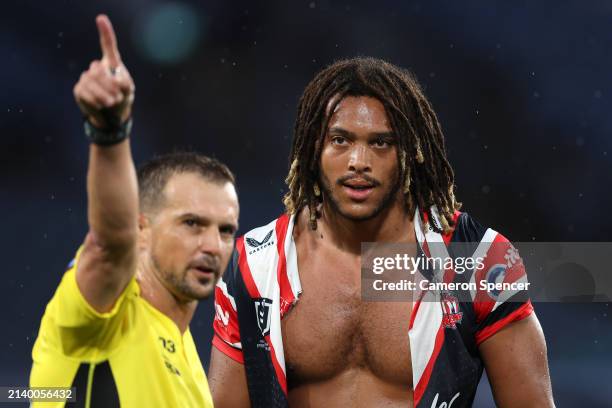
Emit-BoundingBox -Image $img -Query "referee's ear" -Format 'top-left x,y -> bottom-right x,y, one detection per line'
138,213 -> 151,250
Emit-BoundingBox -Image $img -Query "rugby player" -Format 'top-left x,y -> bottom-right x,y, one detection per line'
30,15 -> 238,407
209,58 -> 554,407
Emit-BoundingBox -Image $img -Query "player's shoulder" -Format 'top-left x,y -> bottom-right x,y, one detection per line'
447,210 -> 487,243
238,213 -> 291,256
222,213 -> 290,283
221,214 -> 292,299
445,209 -> 509,244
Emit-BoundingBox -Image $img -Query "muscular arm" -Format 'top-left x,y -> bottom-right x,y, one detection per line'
479,313 -> 555,407
208,346 -> 251,408
73,15 -> 138,313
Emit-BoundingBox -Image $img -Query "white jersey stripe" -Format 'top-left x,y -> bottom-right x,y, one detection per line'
285,215 -> 302,301
244,217 -> 287,376
410,290 -> 443,388
468,228 -> 498,299
216,279 -> 237,312
491,275 -> 529,312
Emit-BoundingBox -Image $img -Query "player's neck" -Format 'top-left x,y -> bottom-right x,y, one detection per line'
136,257 -> 197,334
314,198 -> 415,253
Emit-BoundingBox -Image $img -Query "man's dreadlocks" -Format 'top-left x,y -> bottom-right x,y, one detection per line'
283,57 -> 460,233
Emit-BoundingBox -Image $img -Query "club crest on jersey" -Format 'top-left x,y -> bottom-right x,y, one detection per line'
246,230 -> 275,255
441,292 -> 463,329
254,297 -> 273,337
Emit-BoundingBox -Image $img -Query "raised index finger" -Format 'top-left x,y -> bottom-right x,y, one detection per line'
96,14 -> 121,68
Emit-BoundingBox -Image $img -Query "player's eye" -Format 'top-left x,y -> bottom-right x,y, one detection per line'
331,136 -> 348,146
372,138 -> 392,148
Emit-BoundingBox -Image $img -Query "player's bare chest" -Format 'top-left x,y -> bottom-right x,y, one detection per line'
281,246 -> 413,387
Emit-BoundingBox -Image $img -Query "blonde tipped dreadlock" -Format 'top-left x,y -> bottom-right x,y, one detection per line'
283,57 -> 461,233
283,159 -> 300,214
415,141 -> 425,164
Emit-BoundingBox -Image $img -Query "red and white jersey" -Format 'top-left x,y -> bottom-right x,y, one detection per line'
213,208 -> 533,407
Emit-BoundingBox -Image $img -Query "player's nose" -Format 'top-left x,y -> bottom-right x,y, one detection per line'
348,143 -> 372,173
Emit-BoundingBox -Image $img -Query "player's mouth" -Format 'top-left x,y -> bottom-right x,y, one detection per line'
341,179 -> 376,201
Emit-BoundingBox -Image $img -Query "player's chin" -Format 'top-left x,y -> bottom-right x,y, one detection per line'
339,201 -> 382,221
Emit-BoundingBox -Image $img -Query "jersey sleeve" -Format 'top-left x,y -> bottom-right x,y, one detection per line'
472,233 -> 533,345
212,249 -> 244,363
35,246 -> 139,361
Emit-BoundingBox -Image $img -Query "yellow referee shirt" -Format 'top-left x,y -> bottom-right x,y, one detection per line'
30,249 -> 214,407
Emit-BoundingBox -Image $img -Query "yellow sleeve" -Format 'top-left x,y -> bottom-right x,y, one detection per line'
35,247 -> 139,361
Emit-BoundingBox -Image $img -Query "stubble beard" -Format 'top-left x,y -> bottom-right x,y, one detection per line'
319,172 -> 402,222
151,254 -> 216,302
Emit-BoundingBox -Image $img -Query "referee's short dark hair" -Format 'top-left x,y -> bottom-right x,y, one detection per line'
137,151 -> 235,214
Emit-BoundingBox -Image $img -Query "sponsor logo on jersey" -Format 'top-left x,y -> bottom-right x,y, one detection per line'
504,244 -> 521,268
215,303 -> 230,327
485,264 -> 507,300
254,297 -> 273,337
431,392 -> 460,408
441,292 -> 463,329
246,230 -> 275,254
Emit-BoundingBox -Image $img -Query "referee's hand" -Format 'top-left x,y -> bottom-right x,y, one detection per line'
73,14 -> 135,129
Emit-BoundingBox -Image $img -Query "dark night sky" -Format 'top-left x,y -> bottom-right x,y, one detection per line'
1,1 -> 611,405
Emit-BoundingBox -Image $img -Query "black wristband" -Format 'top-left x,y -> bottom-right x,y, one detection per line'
83,118 -> 133,146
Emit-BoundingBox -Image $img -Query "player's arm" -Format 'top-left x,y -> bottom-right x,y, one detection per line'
208,347 -> 251,408
479,313 -> 555,407
73,15 -> 138,313
209,265 -> 251,408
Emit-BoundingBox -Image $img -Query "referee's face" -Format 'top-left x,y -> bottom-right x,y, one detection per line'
146,172 -> 239,302
319,95 -> 401,222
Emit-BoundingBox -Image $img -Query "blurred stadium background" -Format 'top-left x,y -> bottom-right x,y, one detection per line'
1,1 -> 611,406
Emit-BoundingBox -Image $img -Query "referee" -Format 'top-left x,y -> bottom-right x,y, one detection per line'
29,15 -> 238,407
